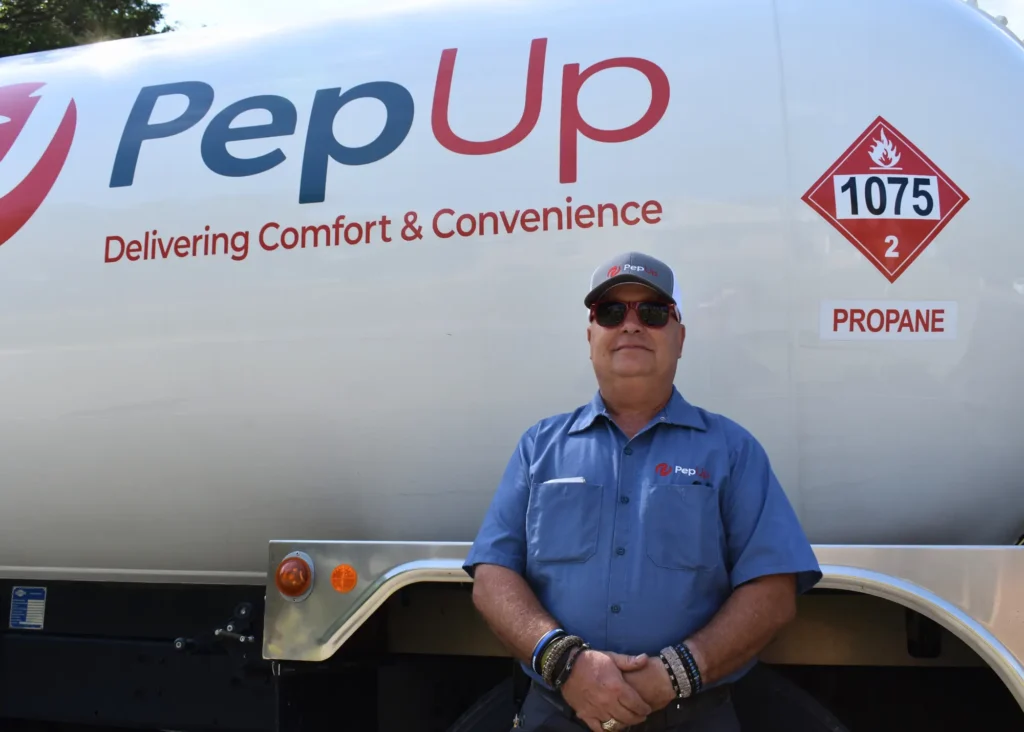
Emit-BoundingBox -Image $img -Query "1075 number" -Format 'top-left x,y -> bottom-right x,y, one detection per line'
834,175 -> 938,219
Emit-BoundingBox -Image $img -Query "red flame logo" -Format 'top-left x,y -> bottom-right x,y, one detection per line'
0,82 -> 77,249
868,129 -> 900,170
655,462 -> 671,476
607,265 -> 621,277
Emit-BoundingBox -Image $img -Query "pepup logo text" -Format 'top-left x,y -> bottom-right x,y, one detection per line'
0,82 -> 77,249
655,462 -> 710,480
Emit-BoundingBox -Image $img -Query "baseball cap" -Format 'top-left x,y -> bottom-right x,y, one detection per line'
584,251 -> 682,318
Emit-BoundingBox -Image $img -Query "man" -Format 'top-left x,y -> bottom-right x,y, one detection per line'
463,252 -> 822,732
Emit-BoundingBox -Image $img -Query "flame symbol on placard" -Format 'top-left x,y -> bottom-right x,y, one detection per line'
869,129 -> 901,169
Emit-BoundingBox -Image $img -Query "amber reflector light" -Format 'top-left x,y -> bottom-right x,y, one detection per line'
331,564 -> 358,593
275,555 -> 312,598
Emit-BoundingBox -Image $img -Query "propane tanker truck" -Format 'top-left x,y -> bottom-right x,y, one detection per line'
1,0 -> 1023,730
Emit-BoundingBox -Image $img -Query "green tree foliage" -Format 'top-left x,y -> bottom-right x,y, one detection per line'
0,0 -> 175,59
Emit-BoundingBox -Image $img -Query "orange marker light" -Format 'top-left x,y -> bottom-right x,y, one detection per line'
275,554 -> 312,599
331,564 -> 358,593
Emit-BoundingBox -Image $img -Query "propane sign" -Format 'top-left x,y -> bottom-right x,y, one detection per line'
802,117 -> 968,283
820,300 -> 958,340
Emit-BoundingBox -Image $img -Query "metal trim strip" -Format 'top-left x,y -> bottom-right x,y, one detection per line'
818,563 -> 1024,710
261,542 -> 1024,713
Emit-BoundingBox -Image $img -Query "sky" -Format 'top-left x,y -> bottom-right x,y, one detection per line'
159,0 -> 1024,38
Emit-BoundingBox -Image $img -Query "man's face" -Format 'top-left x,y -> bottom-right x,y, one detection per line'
586,283 -> 685,382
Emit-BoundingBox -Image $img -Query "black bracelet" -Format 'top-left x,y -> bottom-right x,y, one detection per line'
546,639 -> 579,687
554,642 -> 589,688
542,635 -> 584,687
658,653 -> 682,697
675,642 -> 703,694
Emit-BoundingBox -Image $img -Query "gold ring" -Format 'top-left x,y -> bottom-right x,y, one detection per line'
601,719 -> 622,731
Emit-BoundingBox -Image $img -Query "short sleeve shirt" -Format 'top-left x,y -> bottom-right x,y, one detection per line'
463,387 -> 822,687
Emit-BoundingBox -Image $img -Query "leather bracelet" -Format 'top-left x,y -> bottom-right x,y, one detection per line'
541,635 -> 584,687
554,642 -> 589,688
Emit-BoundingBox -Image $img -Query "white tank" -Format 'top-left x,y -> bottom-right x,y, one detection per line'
1,0 -> 1022,582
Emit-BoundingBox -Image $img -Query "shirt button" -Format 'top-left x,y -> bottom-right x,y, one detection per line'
620,496 -> 629,504
611,605 -> 621,613
616,547 -> 625,555
624,447 -> 633,455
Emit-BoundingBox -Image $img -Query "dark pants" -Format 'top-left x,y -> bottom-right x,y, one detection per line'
513,682 -> 741,732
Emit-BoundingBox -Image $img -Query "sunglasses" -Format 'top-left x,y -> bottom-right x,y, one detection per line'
590,300 -> 677,328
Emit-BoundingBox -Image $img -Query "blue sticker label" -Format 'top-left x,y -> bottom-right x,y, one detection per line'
9,586 -> 46,630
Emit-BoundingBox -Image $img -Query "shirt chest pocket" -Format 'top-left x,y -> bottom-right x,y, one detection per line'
525,481 -> 603,563
644,483 -> 721,571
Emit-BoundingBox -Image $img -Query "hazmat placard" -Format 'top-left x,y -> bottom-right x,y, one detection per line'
802,117 -> 968,283
820,300 -> 958,340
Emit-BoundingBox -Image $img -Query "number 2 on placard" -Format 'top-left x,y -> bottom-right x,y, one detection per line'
884,235 -> 899,258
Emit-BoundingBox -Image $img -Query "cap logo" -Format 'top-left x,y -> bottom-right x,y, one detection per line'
607,265 -> 621,277
621,263 -> 657,276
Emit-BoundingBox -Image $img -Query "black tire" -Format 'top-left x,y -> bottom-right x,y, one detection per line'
732,663 -> 850,732
445,676 -> 518,732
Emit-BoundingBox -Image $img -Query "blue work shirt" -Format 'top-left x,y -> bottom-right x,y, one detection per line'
463,386 -> 822,688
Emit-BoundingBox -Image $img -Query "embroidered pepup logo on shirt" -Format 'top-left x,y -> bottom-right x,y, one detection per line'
655,463 -> 709,479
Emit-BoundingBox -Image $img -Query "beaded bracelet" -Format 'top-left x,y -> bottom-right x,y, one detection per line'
675,642 -> 703,695
659,646 -> 692,699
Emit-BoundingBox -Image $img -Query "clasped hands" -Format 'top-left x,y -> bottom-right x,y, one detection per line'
559,648 -> 676,732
